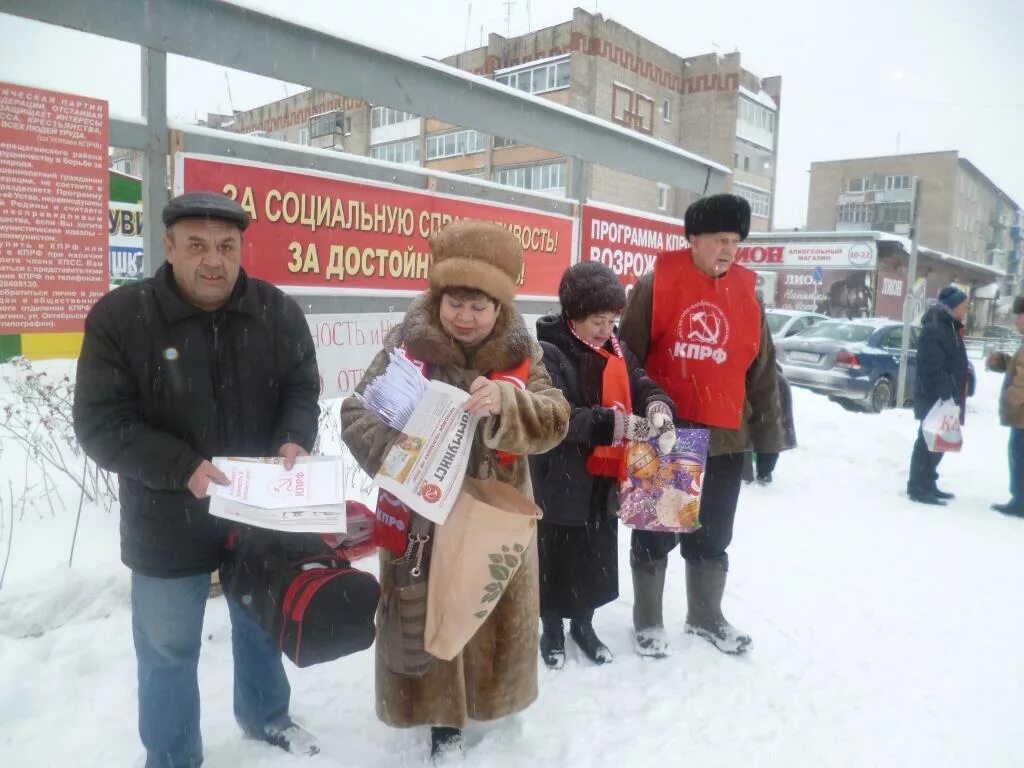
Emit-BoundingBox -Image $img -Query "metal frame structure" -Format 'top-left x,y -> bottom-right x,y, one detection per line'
3,0 -> 730,311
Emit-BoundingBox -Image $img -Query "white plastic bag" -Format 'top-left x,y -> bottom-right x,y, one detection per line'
921,398 -> 963,452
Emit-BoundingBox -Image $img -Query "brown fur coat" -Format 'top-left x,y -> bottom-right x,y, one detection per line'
340,293 -> 570,728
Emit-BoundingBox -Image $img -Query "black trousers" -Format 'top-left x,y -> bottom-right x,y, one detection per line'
630,452 -> 744,565
908,424 -> 944,493
755,452 -> 779,478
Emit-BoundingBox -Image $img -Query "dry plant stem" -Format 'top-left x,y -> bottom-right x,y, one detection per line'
68,457 -> 88,568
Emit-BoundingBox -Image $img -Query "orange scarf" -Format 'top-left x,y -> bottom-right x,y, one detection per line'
399,346 -> 530,466
568,322 -> 633,481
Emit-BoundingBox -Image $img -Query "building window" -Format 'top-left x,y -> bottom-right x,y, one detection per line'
743,156 -> 750,171
612,82 -> 654,135
298,127 -> 309,146
657,184 -> 669,211
735,183 -> 770,219
837,203 -> 873,224
370,106 -> 417,128
493,136 -> 519,149
885,174 -> 912,191
113,158 -> 133,175
847,177 -> 869,193
738,97 -> 776,134
494,57 -> 571,95
310,110 -> 349,138
492,161 -> 567,194
425,129 -> 488,160
369,137 -> 421,165
661,97 -> 672,123
880,203 -> 912,224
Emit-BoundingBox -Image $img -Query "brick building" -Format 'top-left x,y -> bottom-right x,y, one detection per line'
116,8 -> 782,229
807,151 -> 1023,284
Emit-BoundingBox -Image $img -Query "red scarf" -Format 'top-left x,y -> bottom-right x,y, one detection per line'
568,322 -> 633,482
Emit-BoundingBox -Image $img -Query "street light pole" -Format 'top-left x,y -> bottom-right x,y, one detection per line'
895,178 -> 922,407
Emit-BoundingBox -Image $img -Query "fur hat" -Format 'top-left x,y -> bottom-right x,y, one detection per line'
1012,295 -> 1024,315
559,261 -> 626,320
684,194 -> 751,241
428,220 -> 523,307
938,286 -> 968,310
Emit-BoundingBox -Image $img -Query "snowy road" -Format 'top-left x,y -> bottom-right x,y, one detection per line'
1,362 -> 1021,767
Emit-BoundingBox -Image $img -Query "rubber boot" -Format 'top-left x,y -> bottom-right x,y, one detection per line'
631,555 -> 670,658
684,556 -> 752,655
539,613 -> 566,670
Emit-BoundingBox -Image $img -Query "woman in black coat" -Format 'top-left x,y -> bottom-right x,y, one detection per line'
530,262 -> 675,668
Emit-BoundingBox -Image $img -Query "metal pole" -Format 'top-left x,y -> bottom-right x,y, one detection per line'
141,47 -> 169,277
896,179 -> 922,407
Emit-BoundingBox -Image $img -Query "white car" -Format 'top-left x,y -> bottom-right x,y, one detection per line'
766,309 -> 829,344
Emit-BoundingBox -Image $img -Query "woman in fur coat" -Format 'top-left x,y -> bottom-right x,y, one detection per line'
341,220 -> 570,763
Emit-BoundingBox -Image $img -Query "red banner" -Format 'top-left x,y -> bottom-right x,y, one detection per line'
580,203 -> 686,290
0,83 -> 108,334
179,155 -> 573,298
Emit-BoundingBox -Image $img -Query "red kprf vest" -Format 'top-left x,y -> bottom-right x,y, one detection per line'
647,249 -> 762,430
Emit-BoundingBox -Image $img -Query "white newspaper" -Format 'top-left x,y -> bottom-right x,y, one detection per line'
373,379 -> 481,525
207,456 -> 347,533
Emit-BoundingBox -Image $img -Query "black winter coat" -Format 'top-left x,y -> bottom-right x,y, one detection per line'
73,265 -> 320,576
913,304 -> 968,420
529,315 -> 674,526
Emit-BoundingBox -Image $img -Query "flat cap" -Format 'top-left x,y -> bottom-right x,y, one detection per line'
162,191 -> 250,231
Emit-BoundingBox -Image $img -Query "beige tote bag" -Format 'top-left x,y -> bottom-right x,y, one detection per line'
424,476 -> 541,660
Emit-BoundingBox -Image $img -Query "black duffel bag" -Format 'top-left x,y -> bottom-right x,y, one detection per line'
220,526 -> 380,668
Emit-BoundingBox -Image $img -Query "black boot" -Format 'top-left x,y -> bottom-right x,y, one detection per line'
932,487 -> 955,500
430,727 -> 463,765
540,614 -> 566,669
685,557 -> 752,655
631,555 -> 670,658
907,485 -> 946,505
993,501 -> 1024,518
569,613 -> 613,665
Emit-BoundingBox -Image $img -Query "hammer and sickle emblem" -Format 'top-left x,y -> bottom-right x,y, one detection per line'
687,311 -> 721,345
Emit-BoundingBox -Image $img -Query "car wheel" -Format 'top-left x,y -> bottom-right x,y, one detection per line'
868,377 -> 895,413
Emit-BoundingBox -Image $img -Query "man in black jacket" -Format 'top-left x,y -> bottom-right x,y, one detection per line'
73,192 -> 321,767
907,286 -> 969,505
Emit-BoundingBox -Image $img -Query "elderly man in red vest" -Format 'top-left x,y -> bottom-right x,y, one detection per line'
619,193 -> 783,657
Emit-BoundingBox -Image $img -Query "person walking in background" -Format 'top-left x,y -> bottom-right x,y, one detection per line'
752,363 -> 797,484
907,286 -> 969,506
73,192 -> 322,767
618,194 -> 783,658
340,221 -> 569,763
531,262 -> 676,669
988,296 -> 1024,518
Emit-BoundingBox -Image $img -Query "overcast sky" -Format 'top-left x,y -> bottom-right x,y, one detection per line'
1,0 -> 1022,228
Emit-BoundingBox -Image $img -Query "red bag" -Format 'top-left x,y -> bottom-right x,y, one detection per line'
374,490 -> 413,556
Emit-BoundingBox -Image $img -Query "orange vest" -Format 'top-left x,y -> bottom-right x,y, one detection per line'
647,249 -> 762,430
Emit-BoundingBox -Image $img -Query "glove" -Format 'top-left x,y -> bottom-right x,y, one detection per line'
647,402 -> 676,455
623,414 -> 652,443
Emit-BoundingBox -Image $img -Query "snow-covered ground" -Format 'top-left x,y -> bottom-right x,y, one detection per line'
1,360 -> 1022,768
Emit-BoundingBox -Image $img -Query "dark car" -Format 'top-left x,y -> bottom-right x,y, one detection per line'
777,318 -> 974,413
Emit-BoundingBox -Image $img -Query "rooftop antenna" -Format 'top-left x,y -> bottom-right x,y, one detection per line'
527,0 -> 531,31
503,0 -> 515,38
224,71 -> 235,113
464,3 -> 472,50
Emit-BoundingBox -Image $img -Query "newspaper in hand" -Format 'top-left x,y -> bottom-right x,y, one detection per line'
207,456 -> 347,533
373,379 -> 481,525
